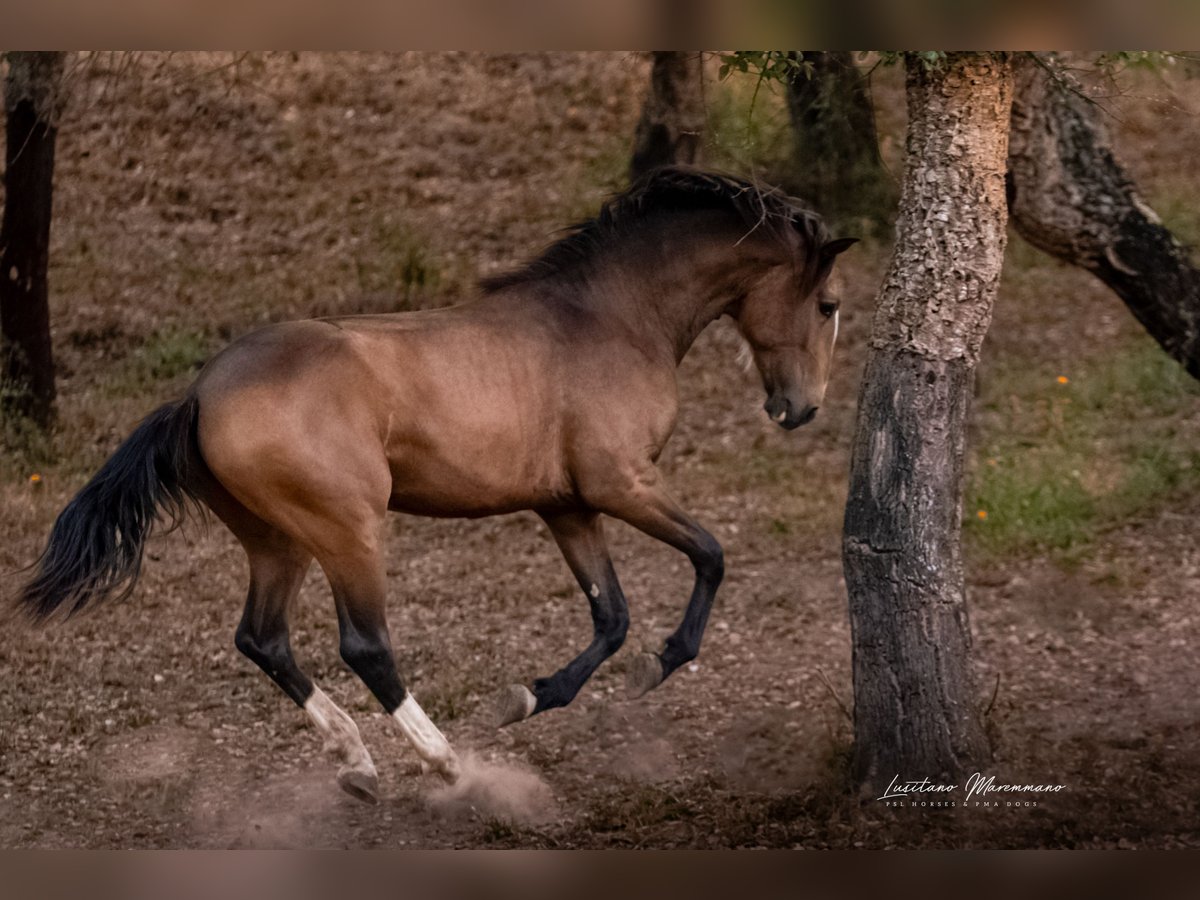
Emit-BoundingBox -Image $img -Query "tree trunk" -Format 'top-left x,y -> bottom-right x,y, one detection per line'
785,52 -> 896,235
843,53 -> 1012,793
1007,56 -> 1200,380
1,51 -> 64,428
629,51 -> 704,181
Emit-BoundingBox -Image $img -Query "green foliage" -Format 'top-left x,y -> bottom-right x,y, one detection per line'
717,51 -> 809,84
873,50 -> 947,70
967,337 -> 1200,562
719,49 -> 1192,90
713,52 -> 807,140
704,75 -> 794,176
912,51 -> 948,70
1094,51 -> 1180,74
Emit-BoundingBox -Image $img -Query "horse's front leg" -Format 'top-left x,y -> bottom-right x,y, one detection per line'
498,509 -> 630,726
595,468 -> 724,698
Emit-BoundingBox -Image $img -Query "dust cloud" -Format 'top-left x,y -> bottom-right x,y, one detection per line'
425,752 -> 558,826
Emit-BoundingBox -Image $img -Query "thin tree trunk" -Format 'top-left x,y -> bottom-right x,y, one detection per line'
1007,56 -> 1200,379
785,52 -> 896,234
1,51 -> 64,428
629,51 -> 704,181
843,53 -> 1012,793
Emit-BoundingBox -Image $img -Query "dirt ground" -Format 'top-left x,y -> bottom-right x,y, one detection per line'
1,52 -> 1199,848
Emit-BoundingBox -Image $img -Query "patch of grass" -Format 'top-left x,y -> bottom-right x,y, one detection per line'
137,329 -> 212,382
102,328 -> 212,398
0,410 -> 58,482
353,220 -> 443,307
1148,185 -> 1200,259
967,336 -> 1200,562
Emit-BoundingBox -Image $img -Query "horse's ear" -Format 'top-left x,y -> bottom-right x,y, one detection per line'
820,237 -> 860,261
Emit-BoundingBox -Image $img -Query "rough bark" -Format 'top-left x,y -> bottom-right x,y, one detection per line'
629,52 -> 704,181
1,51 -> 65,428
784,52 -> 896,234
844,53 -> 1012,793
1008,56 -> 1200,380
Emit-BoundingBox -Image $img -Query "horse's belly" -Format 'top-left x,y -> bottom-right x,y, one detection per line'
385,439 -> 568,518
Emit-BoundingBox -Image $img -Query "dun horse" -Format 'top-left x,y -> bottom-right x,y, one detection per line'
15,168 -> 855,803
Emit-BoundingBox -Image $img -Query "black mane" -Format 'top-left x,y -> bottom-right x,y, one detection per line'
479,166 -> 827,293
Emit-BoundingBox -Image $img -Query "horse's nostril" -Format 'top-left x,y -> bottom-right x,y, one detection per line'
798,406 -> 818,425
764,395 -> 790,422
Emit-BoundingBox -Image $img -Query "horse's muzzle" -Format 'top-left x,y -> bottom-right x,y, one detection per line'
764,395 -> 818,430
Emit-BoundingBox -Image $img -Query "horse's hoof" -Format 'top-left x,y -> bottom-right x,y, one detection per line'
337,767 -> 380,804
419,753 -> 462,784
627,652 -> 666,699
437,755 -> 462,785
497,684 -> 537,728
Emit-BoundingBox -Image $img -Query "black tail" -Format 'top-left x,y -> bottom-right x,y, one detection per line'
16,394 -> 204,622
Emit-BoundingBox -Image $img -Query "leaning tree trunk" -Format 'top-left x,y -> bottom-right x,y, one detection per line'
784,51 -> 896,234
629,51 -> 704,181
1008,55 -> 1200,380
843,53 -> 1012,793
1,51 -> 65,428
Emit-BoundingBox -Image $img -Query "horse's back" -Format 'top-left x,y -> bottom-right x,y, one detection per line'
190,309 -> 574,521
189,300 -> 677,524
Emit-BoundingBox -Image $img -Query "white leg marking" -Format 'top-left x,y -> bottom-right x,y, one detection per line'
305,685 -> 377,779
589,583 -> 600,598
394,694 -> 461,783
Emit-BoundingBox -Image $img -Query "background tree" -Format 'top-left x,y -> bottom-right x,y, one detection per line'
629,51 -> 704,181
784,51 -> 896,235
843,52 -> 1012,792
1007,55 -> 1200,380
1,51 -> 66,429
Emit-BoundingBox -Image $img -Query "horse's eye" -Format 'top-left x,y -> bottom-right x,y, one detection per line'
818,300 -> 838,319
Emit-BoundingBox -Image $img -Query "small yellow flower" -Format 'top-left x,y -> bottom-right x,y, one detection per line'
976,509 -> 988,520
987,458 -> 998,467
29,473 -> 42,484
1057,375 -> 1069,385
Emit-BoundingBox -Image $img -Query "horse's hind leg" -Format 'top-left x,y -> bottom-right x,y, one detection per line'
318,540 -> 461,783
236,542 -> 381,803
499,510 -> 629,726
206,479 -> 380,803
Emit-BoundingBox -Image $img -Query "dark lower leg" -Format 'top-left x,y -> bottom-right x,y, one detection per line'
532,559 -> 629,713
234,553 -> 313,706
506,511 -> 628,722
329,564 -> 408,714
659,546 -> 723,677
602,479 -> 724,692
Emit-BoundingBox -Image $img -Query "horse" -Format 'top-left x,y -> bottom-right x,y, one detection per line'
14,166 -> 856,803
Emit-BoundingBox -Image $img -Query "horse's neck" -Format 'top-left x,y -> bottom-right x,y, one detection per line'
587,228 -> 758,365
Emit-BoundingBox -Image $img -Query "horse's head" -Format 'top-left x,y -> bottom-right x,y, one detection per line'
735,235 -> 858,429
